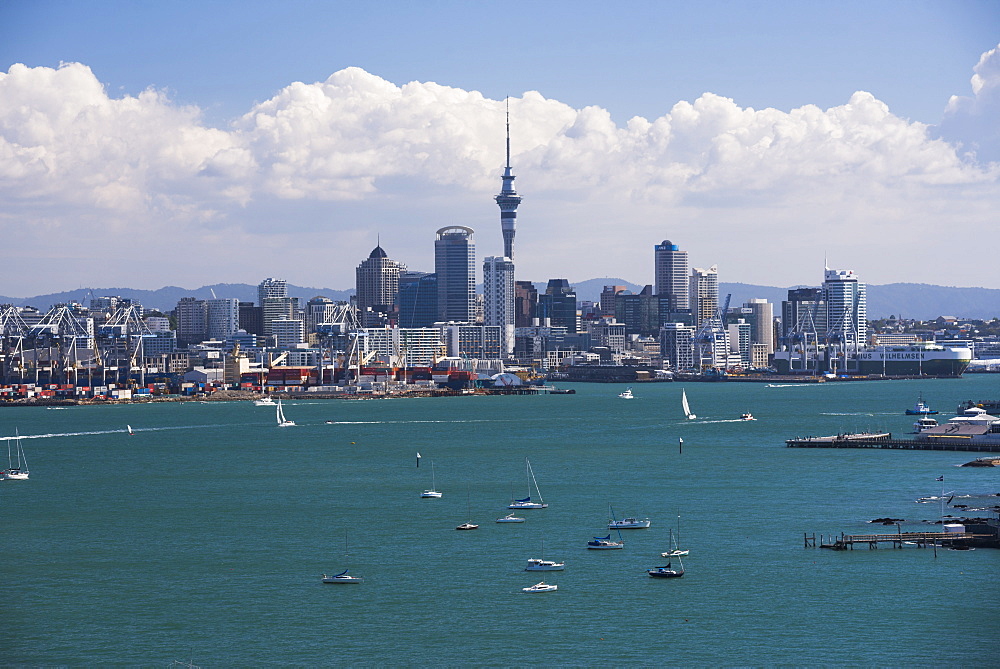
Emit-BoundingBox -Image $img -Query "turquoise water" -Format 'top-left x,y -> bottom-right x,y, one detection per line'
2,376 -> 998,665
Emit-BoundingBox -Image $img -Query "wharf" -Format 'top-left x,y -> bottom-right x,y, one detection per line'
804,531 -> 978,550
786,433 -> 1000,453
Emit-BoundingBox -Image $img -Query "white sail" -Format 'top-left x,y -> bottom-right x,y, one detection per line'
682,389 -> 696,420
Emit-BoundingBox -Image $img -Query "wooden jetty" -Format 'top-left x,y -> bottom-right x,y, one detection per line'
786,432 -> 1000,453
804,530 -> 977,550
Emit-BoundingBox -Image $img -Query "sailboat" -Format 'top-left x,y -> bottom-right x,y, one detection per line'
588,509 -> 625,549
127,424 -> 135,436
508,458 -> 547,509
682,388 -> 697,420
421,461 -> 442,498
276,398 -> 295,427
525,539 -> 564,571
322,531 -> 363,584
647,554 -> 684,578
456,489 -> 478,530
661,516 -> 689,557
3,429 -> 29,480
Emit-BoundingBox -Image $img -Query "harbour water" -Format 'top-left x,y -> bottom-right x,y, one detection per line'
2,376 -> 998,665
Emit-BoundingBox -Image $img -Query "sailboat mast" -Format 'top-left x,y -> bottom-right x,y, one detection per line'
528,458 -> 544,503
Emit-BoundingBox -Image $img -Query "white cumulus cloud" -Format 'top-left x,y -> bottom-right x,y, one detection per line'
936,43 -> 1000,163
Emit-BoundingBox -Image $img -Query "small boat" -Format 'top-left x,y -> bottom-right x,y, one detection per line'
507,458 -> 547,509
619,388 -> 634,399
587,534 -> 624,550
522,581 -> 558,593
913,416 -> 939,433
421,460 -> 442,498
682,388 -> 696,420
456,490 -> 478,530
740,413 -> 755,421
526,539 -> 564,571
322,531 -> 363,583
276,398 -> 295,427
255,395 -> 276,406
905,393 -> 938,415
3,429 -> 29,480
608,505 -> 650,529
127,424 -> 135,435
647,558 -> 684,578
661,516 -> 690,557
496,513 -> 526,523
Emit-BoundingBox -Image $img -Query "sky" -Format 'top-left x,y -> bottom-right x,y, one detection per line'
1,0 -> 999,297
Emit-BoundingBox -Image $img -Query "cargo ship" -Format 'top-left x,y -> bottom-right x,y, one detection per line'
773,342 -> 972,377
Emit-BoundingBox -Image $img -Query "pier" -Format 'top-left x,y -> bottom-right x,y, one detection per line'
786,433 -> 1000,453
804,530 -> 977,550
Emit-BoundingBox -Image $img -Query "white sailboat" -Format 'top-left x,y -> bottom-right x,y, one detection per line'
421,460 -> 442,498
127,424 -> 135,436
276,398 -> 295,427
525,539 -> 564,571
508,458 -> 547,509
661,516 -> 690,557
682,388 -> 697,420
3,429 -> 29,480
322,531 -> 363,584
456,489 -> 478,530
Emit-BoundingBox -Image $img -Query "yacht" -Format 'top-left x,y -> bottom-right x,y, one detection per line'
608,516 -> 651,530
740,413 -> 756,421
619,388 -> 634,399
586,534 -> 624,550
525,558 -> 565,571
496,513 -> 526,523
522,582 -> 558,593
254,396 -> 276,406
322,570 -> 363,584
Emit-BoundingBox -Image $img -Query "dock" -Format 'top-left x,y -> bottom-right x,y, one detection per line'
786,432 -> 1000,453
804,530 -> 978,550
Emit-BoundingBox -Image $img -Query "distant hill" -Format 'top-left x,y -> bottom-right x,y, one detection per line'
1,280 -> 998,321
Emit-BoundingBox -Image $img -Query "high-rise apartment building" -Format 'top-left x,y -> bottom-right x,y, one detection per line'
744,298 -> 774,354
435,226 -> 476,323
654,241 -> 689,311
175,297 -> 208,346
689,265 -> 719,327
600,285 -> 626,318
483,256 -> 516,356
494,106 -> 522,259
258,278 -> 293,336
823,268 -> 867,347
356,245 -> 406,327
206,298 -> 239,341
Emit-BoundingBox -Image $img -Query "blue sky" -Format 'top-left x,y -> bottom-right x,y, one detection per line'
1,1 -> 999,295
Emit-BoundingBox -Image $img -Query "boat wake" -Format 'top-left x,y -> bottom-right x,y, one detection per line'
0,424 -> 229,440
324,419 -> 501,425
765,383 -> 815,388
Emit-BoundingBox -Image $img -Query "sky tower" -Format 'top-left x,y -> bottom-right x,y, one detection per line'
495,102 -> 522,259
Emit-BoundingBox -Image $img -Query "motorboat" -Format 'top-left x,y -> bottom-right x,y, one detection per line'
456,522 -> 479,530
619,388 -> 634,399
507,458 -> 547,509
525,558 -> 565,571
740,413 -> 756,421
587,534 -> 624,550
254,396 -> 276,406
608,516 -> 651,530
522,582 -> 558,593
913,417 -> 939,433
496,513 -> 526,523
905,394 -> 938,415
322,569 -> 363,584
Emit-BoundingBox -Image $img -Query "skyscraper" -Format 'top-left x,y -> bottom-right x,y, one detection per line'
689,265 -> 719,327
435,226 -> 476,323
483,256 -> 516,356
258,278 -> 293,336
654,240 -> 689,311
538,279 -> 577,333
494,105 -> 522,259
356,244 -> 406,327
823,268 -> 867,347
398,272 -> 438,328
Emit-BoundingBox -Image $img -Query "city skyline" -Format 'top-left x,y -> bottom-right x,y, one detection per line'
2,2 -> 999,296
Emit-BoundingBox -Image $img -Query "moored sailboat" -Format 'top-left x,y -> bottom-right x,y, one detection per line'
421,460 -> 442,498
322,531 -> 363,584
3,429 -> 29,480
508,458 -> 547,509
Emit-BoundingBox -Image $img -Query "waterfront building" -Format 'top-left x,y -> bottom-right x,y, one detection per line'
494,106 -> 522,259
483,256 -> 516,356
537,279 -> 577,333
356,245 -> 406,328
362,327 -> 444,367
142,331 -> 177,356
206,298 -> 239,341
727,320 -> 752,367
442,323 -> 503,360
513,324 -> 569,363
514,281 -> 538,327
654,241 -> 689,311
586,318 -> 627,354
398,272 -> 439,328
743,298 -> 774,355
689,266 -> 719,327
660,323 -> 695,370
435,226 -> 476,324
615,286 -> 660,337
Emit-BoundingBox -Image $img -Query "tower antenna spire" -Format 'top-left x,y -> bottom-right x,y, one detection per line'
495,97 -> 522,259
506,97 -> 511,170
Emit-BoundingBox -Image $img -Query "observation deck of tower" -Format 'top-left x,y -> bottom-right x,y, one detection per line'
494,104 -> 522,259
